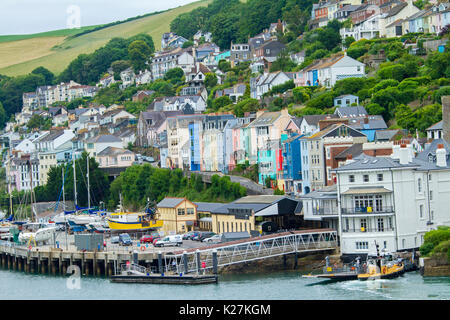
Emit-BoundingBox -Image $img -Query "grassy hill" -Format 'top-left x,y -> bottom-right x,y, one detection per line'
0,0 -> 212,77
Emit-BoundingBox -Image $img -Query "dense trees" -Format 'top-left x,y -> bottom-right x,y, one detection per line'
58,33 -> 154,85
108,165 -> 246,210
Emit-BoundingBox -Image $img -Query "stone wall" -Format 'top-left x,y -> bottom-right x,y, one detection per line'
442,96 -> 450,143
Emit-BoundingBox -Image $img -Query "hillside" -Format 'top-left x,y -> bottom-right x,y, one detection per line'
0,0 -> 212,77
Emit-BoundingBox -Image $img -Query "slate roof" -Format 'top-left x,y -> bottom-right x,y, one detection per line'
347,115 -> 387,130
385,2 -> 407,18
193,202 -> 225,213
375,129 -> 403,141
335,106 -> 368,118
334,143 -> 364,160
157,197 -> 187,208
97,146 -> 133,157
85,134 -> 121,143
248,111 -> 282,127
303,114 -> 338,126
426,120 -> 442,131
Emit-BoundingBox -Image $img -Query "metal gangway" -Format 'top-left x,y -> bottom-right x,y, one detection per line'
164,229 -> 338,275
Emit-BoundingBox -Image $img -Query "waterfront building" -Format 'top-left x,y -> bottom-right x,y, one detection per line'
156,197 -> 199,234
333,140 -> 450,259
281,133 -> 303,195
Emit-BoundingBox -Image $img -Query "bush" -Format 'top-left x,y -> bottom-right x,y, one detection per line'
377,64 -> 408,82
420,226 -> 450,257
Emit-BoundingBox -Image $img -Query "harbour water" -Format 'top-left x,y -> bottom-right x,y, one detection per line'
0,269 -> 448,300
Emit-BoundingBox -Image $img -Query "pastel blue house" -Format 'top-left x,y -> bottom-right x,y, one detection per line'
333,94 -> 359,107
282,133 -> 304,195
215,50 -> 231,63
188,122 -> 201,171
299,137 -> 311,195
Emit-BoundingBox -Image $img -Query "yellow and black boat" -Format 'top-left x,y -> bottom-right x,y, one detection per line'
107,199 -> 163,232
357,244 -> 405,281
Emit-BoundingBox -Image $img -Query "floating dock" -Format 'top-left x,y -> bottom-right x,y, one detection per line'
110,274 -> 218,284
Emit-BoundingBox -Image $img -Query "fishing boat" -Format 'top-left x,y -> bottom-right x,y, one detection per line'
357,242 -> 405,281
107,197 -> 163,232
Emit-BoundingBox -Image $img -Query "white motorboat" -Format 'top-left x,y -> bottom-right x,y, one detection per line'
18,225 -> 57,244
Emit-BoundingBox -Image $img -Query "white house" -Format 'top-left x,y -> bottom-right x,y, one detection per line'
332,140 -> 450,259
250,71 -> 294,100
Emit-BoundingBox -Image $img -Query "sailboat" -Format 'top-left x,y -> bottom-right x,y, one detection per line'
64,154 -> 106,229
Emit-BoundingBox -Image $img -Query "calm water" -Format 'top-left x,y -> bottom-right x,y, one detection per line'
0,269 -> 448,300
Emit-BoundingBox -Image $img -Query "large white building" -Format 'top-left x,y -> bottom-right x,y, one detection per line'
331,140 -> 450,260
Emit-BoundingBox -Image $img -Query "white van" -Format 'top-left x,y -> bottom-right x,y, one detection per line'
154,235 -> 183,247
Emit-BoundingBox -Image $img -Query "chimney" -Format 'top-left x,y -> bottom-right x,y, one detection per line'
436,143 -> 447,167
391,143 -> 400,159
442,96 -> 450,143
399,143 -> 409,165
364,116 -> 369,124
346,154 -> 354,164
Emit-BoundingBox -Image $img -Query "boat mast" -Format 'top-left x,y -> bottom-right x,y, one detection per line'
8,147 -> 13,219
87,154 -> 90,210
62,166 -> 68,250
29,158 -> 36,222
73,155 -> 77,213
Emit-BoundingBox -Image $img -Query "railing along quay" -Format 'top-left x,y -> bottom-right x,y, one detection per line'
164,229 -> 337,275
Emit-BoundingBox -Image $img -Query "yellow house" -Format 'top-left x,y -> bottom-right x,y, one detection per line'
156,197 -> 198,234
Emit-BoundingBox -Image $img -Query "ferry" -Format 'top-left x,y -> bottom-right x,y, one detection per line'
357,243 -> 405,281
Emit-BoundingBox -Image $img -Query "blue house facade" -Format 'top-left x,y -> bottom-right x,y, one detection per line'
299,137 -> 311,195
282,133 -> 303,195
188,122 -> 201,171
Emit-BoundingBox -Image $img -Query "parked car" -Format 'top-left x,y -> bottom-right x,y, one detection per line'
182,231 -> 197,240
196,232 -> 216,241
110,236 -> 120,244
202,234 -> 222,243
140,235 -> 153,243
154,235 -> 183,247
119,233 -> 133,246
185,231 -> 201,240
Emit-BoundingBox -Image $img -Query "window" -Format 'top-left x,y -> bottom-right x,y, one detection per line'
349,175 -> 355,183
418,178 -> 422,192
419,204 -> 424,218
363,174 -> 369,182
356,241 -> 368,250
377,218 -> 384,232
431,210 -> 434,220
430,190 -> 433,200
187,208 -> 194,215
360,219 -> 367,231
377,174 -> 383,181
177,208 -> 185,215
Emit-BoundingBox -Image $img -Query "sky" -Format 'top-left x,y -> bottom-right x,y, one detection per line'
0,0 -> 197,35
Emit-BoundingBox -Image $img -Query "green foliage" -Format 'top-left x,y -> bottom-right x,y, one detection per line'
34,152 -> 110,208
204,73 -> 218,90
292,87 -> 311,104
305,90 -> 335,110
344,36 -> 355,49
163,67 -> 184,86
213,96 -> 233,111
263,80 -> 295,97
419,226 -> 450,257
377,64 -> 408,82
269,50 -> 297,72
0,102 -> 7,129
233,98 -> 260,117
424,50 -> 450,79
182,40 -> 194,49
395,103 -> 442,133
31,66 -> 54,84
108,165 -> 246,210
26,114 -> 52,131
274,188 -> 285,195
128,40 -> 153,73
433,86 -> 450,104
218,60 -> 231,73
111,60 -> 131,80
58,33 -> 154,85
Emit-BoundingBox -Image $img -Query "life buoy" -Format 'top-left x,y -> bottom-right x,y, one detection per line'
382,266 -> 387,274
140,245 -> 146,251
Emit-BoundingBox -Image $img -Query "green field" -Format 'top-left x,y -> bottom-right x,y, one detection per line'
0,0 -> 212,77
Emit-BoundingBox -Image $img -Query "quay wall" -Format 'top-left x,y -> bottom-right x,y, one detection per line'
419,256 -> 450,277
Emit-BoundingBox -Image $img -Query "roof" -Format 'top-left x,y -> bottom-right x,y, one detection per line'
335,106 -> 368,118
347,115 -> 387,130
333,154 -> 417,172
193,202 -> 225,213
97,146 -> 134,157
342,187 -> 392,195
385,2 -> 407,18
303,114 -> 338,126
426,120 -> 442,131
157,197 -> 187,208
248,111 -> 282,127
85,134 -> 122,143
335,143 -> 364,160
38,130 -> 65,142
375,129 -> 402,141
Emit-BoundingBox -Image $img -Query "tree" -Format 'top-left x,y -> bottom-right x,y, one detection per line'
128,40 -> 152,73
218,59 -> 231,73
182,40 -> 194,48
31,66 -> 54,84
164,68 -> 184,85
213,96 -> 233,111
269,50 -> 297,72
0,102 -> 6,129
344,36 -> 355,49
204,73 -> 218,89
111,60 -> 131,80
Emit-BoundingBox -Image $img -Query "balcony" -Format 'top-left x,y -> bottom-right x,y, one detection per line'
312,207 -> 338,216
342,227 -> 395,233
341,206 -> 394,215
